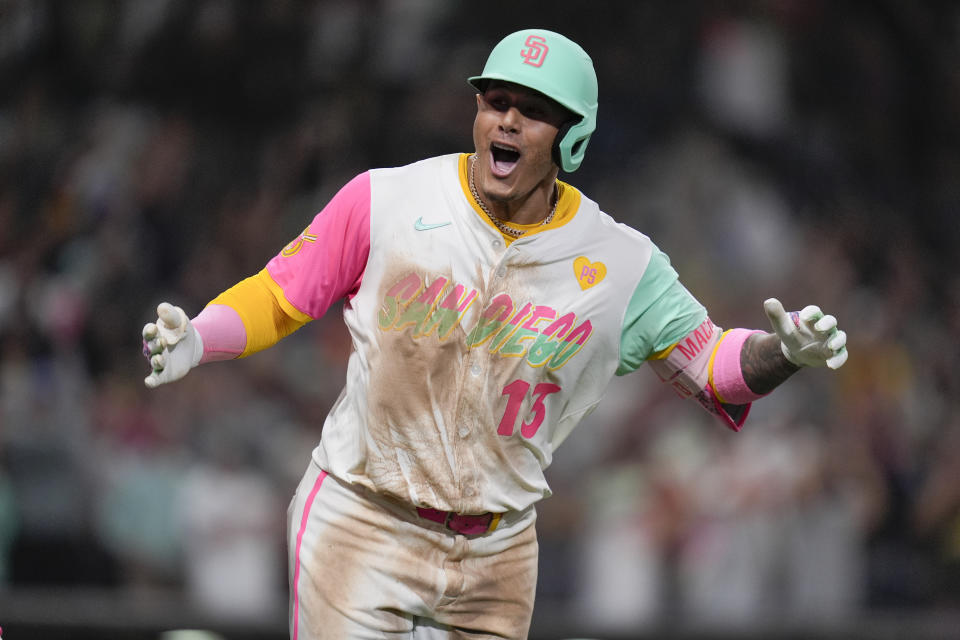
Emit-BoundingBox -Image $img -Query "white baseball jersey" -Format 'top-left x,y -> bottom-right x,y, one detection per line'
265,153 -> 714,515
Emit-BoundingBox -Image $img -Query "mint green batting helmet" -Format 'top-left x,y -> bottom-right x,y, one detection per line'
469,29 -> 599,173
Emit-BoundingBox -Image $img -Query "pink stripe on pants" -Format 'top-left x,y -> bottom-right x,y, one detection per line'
292,470 -> 327,640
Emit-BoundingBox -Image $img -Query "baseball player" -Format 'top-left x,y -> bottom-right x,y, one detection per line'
142,29 -> 847,639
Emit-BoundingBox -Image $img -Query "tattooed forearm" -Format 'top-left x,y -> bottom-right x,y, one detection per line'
741,332 -> 801,395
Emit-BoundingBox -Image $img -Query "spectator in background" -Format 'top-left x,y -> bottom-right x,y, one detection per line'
94,373 -> 186,590
177,428 -> 284,622
0,459 -> 18,585
0,1 -> 958,636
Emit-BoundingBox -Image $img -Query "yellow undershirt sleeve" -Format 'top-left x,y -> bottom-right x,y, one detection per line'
208,268 -> 312,357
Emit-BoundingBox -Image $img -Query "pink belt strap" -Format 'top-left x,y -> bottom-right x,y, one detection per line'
416,506 -> 502,536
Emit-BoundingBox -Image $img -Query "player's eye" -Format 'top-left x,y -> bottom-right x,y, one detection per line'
521,104 -> 545,118
486,94 -> 509,111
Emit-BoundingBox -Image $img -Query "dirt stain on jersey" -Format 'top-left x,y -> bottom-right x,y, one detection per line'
365,257 -> 566,513
365,260 -> 475,510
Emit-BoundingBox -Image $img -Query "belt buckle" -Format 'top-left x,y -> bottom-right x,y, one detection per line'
416,506 -> 499,536
448,512 -> 495,536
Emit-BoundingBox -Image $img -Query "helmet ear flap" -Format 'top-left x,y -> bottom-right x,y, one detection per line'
551,120 -> 576,169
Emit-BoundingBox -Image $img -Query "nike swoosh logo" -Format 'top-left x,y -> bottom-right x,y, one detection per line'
414,217 -> 451,231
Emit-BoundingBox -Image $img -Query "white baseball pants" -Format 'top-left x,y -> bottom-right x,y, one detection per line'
287,460 -> 539,639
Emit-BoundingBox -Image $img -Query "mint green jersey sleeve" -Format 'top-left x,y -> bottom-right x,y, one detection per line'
616,247 -> 708,375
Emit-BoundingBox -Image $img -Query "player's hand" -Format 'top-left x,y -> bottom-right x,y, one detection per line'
763,298 -> 848,370
142,302 -> 203,388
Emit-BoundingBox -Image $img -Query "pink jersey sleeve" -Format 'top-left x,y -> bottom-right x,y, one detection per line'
265,172 -> 371,319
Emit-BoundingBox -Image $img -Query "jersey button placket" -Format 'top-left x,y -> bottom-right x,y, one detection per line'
493,243 -> 516,280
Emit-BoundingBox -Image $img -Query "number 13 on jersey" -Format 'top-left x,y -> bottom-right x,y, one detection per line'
498,379 -> 562,438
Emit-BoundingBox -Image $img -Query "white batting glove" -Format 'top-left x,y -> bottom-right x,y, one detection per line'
142,302 -> 203,388
763,298 -> 848,369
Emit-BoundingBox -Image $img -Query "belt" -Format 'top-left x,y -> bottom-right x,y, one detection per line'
415,507 -> 502,536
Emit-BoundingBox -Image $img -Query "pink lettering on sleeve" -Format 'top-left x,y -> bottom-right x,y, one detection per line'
265,172 -> 372,319
649,319 -> 755,431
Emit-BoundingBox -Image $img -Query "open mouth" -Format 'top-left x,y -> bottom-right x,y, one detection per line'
490,142 -> 521,176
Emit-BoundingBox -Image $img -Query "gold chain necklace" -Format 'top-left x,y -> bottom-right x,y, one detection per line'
469,154 -> 558,238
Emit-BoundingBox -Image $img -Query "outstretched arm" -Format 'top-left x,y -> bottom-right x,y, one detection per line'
741,297 -> 848,395
141,269 -> 315,388
140,171 -> 372,389
647,296 -> 848,431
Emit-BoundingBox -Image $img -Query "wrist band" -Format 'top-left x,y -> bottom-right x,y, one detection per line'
709,328 -> 767,404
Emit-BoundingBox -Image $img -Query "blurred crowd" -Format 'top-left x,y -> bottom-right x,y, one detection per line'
1,0 -> 959,635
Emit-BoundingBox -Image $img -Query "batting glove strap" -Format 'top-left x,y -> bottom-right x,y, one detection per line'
142,302 -> 204,388
763,298 -> 848,370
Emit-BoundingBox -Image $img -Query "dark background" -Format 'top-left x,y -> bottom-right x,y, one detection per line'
1,1 -> 959,638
